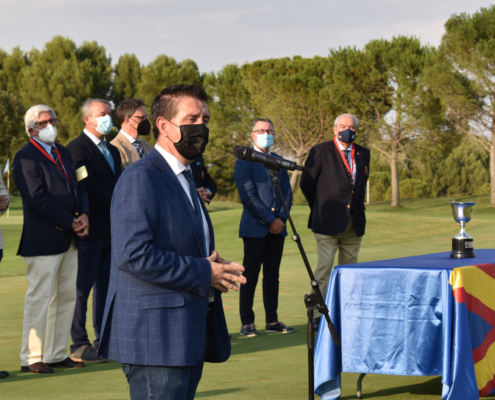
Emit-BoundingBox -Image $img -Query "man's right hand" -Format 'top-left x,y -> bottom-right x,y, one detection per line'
0,196 -> 8,211
208,251 -> 246,293
269,218 -> 285,235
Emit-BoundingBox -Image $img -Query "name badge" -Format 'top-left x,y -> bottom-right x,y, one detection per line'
76,166 -> 88,182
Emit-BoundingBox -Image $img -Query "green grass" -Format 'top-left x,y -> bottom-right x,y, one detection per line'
1,196 -> 495,399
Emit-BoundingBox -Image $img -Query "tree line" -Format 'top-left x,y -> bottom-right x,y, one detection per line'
1,6 -> 494,206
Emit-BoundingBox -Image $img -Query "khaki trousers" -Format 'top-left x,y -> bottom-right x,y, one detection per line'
20,242 -> 78,366
313,216 -> 362,317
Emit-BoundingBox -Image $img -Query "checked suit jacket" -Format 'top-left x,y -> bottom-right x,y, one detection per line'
99,148 -> 230,366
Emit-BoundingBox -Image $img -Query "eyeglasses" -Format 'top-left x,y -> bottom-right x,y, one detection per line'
130,115 -> 149,123
253,129 -> 275,136
337,124 -> 357,131
35,118 -> 58,128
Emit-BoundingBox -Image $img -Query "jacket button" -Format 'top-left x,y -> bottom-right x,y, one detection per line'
347,205 -> 350,208
271,208 -> 275,211
352,191 -> 354,194
75,212 -> 79,216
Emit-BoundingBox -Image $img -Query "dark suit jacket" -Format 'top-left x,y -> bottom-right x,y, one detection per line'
234,153 -> 293,239
98,149 -> 230,366
190,155 -> 217,200
13,141 -> 89,257
300,140 -> 370,237
66,132 -> 122,242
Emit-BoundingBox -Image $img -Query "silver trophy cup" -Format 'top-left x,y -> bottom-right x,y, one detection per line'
449,201 -> 475,258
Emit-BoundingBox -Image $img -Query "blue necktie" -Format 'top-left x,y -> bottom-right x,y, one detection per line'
132,140 -> 145,159
50,146 -> 64,170
182,169 -> 207,257
99,141 -> 115,173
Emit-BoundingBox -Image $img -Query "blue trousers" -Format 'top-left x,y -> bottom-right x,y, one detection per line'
123,359 -> 205,400
70,240 -> 111,353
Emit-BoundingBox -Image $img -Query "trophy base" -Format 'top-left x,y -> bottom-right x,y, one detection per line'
451,238 -> 475,259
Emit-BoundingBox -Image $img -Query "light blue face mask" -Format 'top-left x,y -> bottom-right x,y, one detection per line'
93,115 -> 113,136
255,133 -> 274,150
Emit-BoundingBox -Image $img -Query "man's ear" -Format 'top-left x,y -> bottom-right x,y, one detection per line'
156,117 -> 168,137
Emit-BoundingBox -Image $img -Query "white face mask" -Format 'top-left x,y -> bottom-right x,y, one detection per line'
92,115 -> 113,136
35,125 -> 57,144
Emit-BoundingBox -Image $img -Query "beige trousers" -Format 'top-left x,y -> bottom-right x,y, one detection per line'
20,242 -> 78,366
313,216 -> 362,317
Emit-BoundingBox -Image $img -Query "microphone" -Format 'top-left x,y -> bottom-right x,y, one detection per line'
232,145 -> 304,172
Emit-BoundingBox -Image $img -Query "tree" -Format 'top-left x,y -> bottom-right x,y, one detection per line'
241,56 -> 338,191
18,36 -> 113,144
332,37 -> 446,206
137,55 -> 201,109
204,64 -> 257,198
429,6 -> 495,204
0,46 -> 29,97
112,53 -> 142,105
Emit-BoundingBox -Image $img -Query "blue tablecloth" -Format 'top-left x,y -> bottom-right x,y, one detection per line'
314,250 -> 495,400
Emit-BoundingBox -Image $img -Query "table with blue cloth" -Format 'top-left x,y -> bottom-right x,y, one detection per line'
314,250 -> 495,400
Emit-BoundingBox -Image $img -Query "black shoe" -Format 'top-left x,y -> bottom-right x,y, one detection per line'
240,323 -> 259,337
46,357 -> 85,369
0,371 -> 9,378
265,321 -> 294,333
71,345 -> 107,363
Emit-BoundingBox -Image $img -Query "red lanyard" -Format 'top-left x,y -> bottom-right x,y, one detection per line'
333,137 -> 355,178
30,138 -> 70,181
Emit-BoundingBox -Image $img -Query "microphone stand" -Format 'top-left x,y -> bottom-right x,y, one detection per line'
267,168 -> 340,400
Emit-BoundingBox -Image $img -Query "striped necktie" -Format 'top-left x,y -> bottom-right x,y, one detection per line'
342,149 -> 353,185
50,146 -> 64,170
132,140 -> 145,158
99,140 -> 115,174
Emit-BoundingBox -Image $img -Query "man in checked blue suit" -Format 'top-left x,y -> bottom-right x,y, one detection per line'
99,85 -> 246,400
234,118 -> 294,337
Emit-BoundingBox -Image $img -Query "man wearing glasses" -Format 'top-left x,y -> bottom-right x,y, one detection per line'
234,118 -> 294,337
66,99 -> 122,363
14,105 -> 89,373
111,99 -> 153,170
300,113 -> 370,328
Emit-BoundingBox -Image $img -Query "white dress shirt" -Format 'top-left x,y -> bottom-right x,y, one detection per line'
154,144 -> 210,255
83,129 -> 106,154
336,141 -> 356,183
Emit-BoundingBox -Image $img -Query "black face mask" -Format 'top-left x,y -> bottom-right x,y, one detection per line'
337,128 -> 356,144
169,123 -> 209,161
137,119 -> 151,136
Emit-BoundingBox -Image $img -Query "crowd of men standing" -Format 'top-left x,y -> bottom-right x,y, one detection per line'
0,83 -> 369,400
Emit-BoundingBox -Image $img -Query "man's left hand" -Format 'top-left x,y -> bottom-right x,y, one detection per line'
73,213 -> 89,237
197,187 -> 212,203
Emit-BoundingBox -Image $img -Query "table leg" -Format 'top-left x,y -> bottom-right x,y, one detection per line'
357,373 -> 366,399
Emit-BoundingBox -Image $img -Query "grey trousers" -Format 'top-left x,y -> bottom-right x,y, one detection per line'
313,216 -> 362,317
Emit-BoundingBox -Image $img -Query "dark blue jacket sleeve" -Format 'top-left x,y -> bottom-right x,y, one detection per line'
234,159 -> 276,226
277,170 -> 293,222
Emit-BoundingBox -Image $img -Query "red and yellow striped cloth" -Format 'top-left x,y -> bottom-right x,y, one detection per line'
449,263 -> 495,397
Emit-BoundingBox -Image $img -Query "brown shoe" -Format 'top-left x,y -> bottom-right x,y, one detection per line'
21,362 -> 54,374
45,357 -> 85,369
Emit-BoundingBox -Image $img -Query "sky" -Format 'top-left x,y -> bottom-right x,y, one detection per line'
1,0 -> 494,74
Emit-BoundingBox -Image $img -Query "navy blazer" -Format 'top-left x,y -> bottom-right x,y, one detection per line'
67,132 -> 122,241
98,149 -> 230,366
13,141 -> 89,257
234,152 -> 293,239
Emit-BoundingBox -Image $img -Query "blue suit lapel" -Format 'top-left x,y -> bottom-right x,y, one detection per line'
148,150 -> 209,258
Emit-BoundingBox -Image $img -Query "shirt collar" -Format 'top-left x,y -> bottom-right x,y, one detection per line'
84,128 -> 105,146
154,144 -> 190,176
120,129 -> 137,144
32,136 -> 54,154
253,144 -> 271,156
336,139 -> 353,152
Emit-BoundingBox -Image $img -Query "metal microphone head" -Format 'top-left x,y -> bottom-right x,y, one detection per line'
232,145 -> 253,161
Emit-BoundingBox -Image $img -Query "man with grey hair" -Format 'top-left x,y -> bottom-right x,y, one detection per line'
300,113 -> 370,328
14,104 -> 89,373
66,99 -> 122,363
